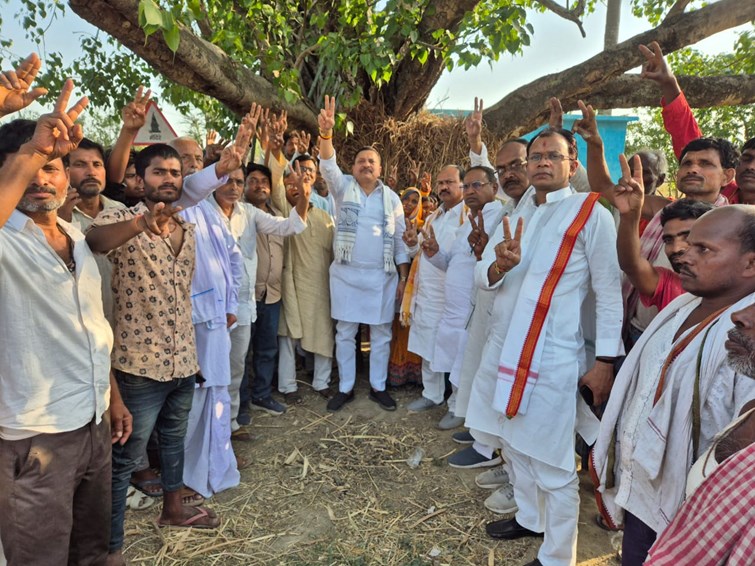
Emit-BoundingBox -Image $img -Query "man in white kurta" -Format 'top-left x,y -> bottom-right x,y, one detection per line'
467,130 -> 623,566
206,167 -> 308,431
181,198 -> 243,497
592,205 -> 755,566
317,96 -> 411,412
406,165 -> 467,412
425,168 -> 505,428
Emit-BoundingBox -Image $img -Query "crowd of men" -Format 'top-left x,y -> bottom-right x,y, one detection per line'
0,40 -> 754,566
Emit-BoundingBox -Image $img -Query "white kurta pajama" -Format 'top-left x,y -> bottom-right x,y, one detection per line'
206,196 -> 306,430
467,187 -> 624,566
592,292 -> 755,535
181,199 -> 244,497
319,153 -> 410,393
407,200 -> 468,404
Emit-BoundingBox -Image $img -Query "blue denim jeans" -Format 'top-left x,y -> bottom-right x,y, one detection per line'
245,300 -> 281,401
109,371 -> 196,552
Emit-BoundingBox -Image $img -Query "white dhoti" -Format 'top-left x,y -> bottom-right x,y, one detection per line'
184,323 -> 239,497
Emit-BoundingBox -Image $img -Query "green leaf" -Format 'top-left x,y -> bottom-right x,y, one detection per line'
140,0 -> 163,27
163,24 -> 180,52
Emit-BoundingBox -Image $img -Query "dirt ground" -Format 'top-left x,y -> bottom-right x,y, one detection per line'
123,380 -> 622,565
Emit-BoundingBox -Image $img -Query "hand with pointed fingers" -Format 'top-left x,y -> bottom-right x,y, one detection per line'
139,202 -> 182,238
206,129 -> 218,147
407,157 -> 421,185
244,103 -> 263,137
290,160 -> 312,202
318,95 -> 336,132
420,224 -> 439,258
0,53 -> 48,118
465,97 -> 484,141
572,100 -> 601,145
467,211 -> 488,260
419,171 -> 432,195
267,115 -> 284,154
122,85 -> 151,132
386,164 -> 398,189
296,130 -> 311,155
612,154 -> 645,216
548,97 -> 564,130
216,113 -> 255,177
26,78 -> 88,161
403,217 -> 419,248
493,216 -> 524,273
639,41 -> 675,85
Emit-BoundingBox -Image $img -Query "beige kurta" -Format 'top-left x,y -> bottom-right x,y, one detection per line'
268,154 -> 335,358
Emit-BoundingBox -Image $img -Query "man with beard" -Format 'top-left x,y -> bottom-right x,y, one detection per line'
592,203 -> 755,566
170,136 -> 205,176
87,118 -> 252,564
403,164 -> 469,417
0,75 -> 132,565
613,161 -> 713,311
317,95 -> 411,412
58,138 -> 126,323
644,303 -> 755,566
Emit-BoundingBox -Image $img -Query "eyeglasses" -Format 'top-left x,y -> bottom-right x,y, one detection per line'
297,166 -> 316,174
528,152 -> 574,164
462,181 -> 492,191
495,161 -> 527,176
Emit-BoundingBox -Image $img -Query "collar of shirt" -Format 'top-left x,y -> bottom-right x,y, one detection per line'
531,185 -> 574,206
7,210 -> 82,241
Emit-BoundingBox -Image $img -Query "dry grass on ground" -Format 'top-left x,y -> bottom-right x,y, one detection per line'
123,382 -> 621,565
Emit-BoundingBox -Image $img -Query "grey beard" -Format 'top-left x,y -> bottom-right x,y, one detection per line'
75,183 -> 102,197
17,193 -> 66,213
727,352 -> 755,379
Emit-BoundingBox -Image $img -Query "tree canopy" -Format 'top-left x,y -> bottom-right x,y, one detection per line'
1,0 -> 753,142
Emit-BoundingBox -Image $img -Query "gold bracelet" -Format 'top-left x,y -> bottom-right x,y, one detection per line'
492,261 -> 507,275
319,133 -> 333,140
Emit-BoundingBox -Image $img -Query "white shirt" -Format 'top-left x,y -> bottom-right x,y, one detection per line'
0,212 -> 113,439
319,153 -> 410,324
408,199 -> 467,359
207,195 -> 306,326
468,186 -> 624,470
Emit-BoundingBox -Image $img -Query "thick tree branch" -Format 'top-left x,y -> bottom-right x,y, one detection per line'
583,74 -> 755,111
68,0 -> 318,129
483,0 -> 755,138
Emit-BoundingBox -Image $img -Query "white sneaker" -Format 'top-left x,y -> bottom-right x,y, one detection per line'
484,483 -> 518,514
407,396 -> 443,412
475,466 -> 511,489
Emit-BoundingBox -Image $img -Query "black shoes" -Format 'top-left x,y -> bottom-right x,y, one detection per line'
485,518 -> 543,540
326,390 -> 354,412
369,388 -> 396,411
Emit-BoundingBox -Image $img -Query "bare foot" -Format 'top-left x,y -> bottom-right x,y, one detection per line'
180,487 -> 205,506
158,505 -> 220,529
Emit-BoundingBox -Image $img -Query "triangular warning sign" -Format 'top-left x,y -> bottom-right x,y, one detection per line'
132,101 -> 178,146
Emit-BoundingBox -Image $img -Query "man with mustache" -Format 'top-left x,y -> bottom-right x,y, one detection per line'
575,100 -> 738,348
468,128 -> 623,566
403,164 -> 471,422
317,95 -> 411,412
0,71 -> 132,565
592,203 -> 755,566
643,303 -> 755,566
613,154 -> 713,312
87,119 -> 251,564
